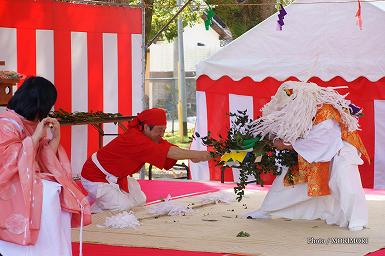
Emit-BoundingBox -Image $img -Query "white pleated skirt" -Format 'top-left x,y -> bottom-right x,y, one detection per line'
245,142 -> 368,230
0,180 -> 72,256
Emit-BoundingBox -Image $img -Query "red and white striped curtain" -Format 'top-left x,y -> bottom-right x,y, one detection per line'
0,0 -> 143,176
190,76 -> 385,189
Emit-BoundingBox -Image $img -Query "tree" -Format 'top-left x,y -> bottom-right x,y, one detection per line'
59,0 -> 285,43
60,0 -> 201,44
145,0 -> 203,44
206,0 -> 277,39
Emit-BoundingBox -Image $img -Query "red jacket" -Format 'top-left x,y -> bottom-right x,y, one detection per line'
81,126 -> 177,192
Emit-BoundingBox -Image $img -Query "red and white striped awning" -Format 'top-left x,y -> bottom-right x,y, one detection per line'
0,0 -> 143,176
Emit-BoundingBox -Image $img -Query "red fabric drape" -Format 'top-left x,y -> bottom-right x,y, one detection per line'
197,75 -> 385,188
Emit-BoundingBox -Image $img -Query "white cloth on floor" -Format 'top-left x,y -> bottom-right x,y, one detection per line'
0,180 -> 72,256
81,176 -> 146,213
245,120 -> 368,230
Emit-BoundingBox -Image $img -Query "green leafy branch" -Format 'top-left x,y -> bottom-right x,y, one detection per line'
193,110 -> 297,201
49,109 -> 123,123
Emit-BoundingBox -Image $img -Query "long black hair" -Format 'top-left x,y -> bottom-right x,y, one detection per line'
7,76 -> 57,121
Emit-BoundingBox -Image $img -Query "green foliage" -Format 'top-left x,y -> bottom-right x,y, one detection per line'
76,0 -> 202,43
49,109 -> 123,123
149,0 -> 203,42
194,110 -> 258,157
204,0 -> 270,39
59,0 -> 292,43
275,0 -> 293,11
164,129 -> 194,148
236,231 -> 250,237
129,0 -> 203,43
232,141 -> 297,202
206,0 -> 292,39
193,110 -> 297,202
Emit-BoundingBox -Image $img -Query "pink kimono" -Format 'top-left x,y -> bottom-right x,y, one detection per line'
0,110 -> 91,245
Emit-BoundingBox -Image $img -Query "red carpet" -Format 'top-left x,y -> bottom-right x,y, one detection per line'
75,179 -> 221,205
76,179 -> 385,206
72,243 -> 244,256
366,248 -> 385,256
138,180 -> 220,204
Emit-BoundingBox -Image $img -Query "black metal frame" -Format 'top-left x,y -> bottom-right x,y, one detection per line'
149,162 -> 190,180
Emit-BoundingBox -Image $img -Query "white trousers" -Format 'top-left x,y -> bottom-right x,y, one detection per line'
246,142 -> 368,230
81,176 -> 146,213
0,180 -> 72,256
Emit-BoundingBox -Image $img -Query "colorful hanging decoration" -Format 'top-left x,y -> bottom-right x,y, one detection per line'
204,6 -> 214,31
355,0 -> 363,30
277,4 -> 287,31
220,150 -> 249,165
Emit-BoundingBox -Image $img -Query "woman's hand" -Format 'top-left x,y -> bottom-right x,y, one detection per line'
32,118 -> 50,146
46,117 -> 60,142
32,117 -> 61,152
46,117 -> 61,153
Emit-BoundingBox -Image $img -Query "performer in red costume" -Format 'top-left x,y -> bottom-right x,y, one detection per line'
81,108 -> 211,212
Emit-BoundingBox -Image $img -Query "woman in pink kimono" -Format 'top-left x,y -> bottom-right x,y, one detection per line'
0,76 -> 91,256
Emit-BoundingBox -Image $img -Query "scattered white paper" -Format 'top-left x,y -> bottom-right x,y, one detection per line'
197,191 -> 235,204
98,211 -> 140,229
148,194 -> 193,216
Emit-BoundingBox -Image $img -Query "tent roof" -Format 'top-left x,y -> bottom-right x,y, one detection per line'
196,0 -> 385,82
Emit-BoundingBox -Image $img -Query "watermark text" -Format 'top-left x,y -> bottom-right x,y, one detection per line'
307,237 -> 369,245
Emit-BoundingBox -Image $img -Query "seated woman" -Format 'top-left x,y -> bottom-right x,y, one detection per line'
0,76 -> 91,255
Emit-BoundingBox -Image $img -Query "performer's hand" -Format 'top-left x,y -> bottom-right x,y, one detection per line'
168,147 -> 211,162
201,151 -> 212,161
273,139 -> 293,150
191,151 -> 211,163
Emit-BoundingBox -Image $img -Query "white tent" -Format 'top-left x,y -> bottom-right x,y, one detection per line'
197,0 -> 385,82
190,0 -> 385,189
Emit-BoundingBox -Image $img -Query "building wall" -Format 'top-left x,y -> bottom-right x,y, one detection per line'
146,71 -> 196,118
147,22 -> 223,118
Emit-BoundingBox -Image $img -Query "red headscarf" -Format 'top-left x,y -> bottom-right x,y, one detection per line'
129,108 -> 167,128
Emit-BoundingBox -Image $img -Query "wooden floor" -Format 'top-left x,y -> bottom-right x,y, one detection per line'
73,188 -> 385,256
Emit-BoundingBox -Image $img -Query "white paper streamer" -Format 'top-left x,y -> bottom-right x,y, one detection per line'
197,192 -> 235,204
251,81 -> 359,144
98,211 -> 140,229
148,194 -> 193,216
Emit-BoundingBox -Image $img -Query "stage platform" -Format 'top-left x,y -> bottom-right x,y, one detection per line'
72,180 -> 385,256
